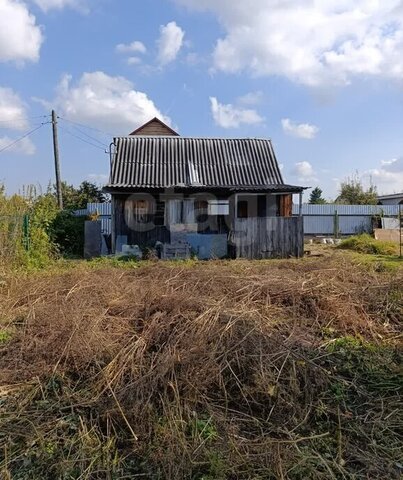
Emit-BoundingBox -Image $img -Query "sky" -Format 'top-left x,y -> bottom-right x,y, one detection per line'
1,0 -> 403,200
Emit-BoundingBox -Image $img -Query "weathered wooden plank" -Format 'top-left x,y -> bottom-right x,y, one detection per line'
234,217 -> 304,259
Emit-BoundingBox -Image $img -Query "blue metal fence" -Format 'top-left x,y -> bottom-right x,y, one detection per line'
75,203 -> 400,237
292,204 -> 400,235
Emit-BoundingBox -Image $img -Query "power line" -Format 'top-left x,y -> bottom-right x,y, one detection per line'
57,116 -> 114,137
0,123 -> 49,154
58,124 -> 108,152
57,117 -> 108,148
0,115 -> 51,125
70,127 -> 109,147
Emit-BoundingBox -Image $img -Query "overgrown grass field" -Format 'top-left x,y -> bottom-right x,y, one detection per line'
0,251 -> 402,479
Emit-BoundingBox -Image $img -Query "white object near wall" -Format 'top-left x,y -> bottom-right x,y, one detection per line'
121,245 -> 143,259
208,200 -> 229,215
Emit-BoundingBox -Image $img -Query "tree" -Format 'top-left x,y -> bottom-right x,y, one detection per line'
51,181 -> 107,210
309,187 -> 327,204
336,176 -> 378,205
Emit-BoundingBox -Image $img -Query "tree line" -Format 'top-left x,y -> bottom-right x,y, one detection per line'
309,177 -> 378,205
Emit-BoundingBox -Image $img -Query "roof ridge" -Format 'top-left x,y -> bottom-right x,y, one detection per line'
114,136 -> 273,141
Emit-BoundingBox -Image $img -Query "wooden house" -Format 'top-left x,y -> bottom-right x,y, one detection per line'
104,118 -> 305,259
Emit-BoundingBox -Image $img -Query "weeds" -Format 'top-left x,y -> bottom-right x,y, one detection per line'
0,255 -> 402,479
0,330 -> 11,344
338,233 -> 397,255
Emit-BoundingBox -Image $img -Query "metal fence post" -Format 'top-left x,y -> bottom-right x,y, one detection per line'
22,214 -> 30,251
333,210 -> 339,239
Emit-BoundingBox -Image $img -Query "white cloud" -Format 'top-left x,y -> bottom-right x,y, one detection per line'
87,173 -> 108,183
42,71 -> 170,134
0,87 -> 29,130
282,118 -> 319,139
0,0 -> 43,64
368,157 -> 403,194
175,0 -> 403,87
32,0 -> 87,12
157,21 -> 185,65
126,56 -> 142,66
210,97 -> 264,129
0,135 -> 36,155
293,161 -> 317,181
237,91 -> 263,106
116,40 -> 147,54
380,157 -> 403,173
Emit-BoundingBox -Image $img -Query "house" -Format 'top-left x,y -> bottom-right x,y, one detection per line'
377,192 -> 403,206
104,118 -> 305,259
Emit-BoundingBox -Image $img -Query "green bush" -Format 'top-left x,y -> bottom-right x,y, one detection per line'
0,190 -> 59,268
50,211 -> 85,257
338,234 -> 397,255
25,195 -> 59,268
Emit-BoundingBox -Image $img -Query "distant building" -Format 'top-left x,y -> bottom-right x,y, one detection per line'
377,193 -> 403,205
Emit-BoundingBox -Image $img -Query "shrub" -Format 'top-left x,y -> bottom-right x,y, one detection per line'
50,211 -> 85,257
0,190 -> 58,268
24,195 -> 59,268
338,234 -> 397,255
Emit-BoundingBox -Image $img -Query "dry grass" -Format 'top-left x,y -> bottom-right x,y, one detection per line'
0,253 -> 402,479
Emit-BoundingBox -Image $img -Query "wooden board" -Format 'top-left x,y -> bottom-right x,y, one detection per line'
232,217 -> 304,259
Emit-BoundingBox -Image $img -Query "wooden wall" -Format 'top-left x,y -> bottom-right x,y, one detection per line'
113,196 -> 170,250
232,217 -> 304,259
279,194 -> 293,217
112,193 -> 302,258
130,119 -> 178,136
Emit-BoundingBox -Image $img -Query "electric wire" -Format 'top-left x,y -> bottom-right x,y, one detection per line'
58,124 -> 108,152
0,123 -> 49,154
57,116 -> 114,137
0,115 -> 51,125
58,120 -> 109,148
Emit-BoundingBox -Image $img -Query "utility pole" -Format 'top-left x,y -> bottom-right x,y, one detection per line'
52,110 -> 63,210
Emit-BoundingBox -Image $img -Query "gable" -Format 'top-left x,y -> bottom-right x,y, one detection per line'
129,117 -> 179,136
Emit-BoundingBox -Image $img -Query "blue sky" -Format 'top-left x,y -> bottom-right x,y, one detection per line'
1,0 -> 403,199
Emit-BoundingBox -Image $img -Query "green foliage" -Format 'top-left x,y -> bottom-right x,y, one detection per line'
325,336 -> 402,395
309,187 -> 327,204
338,234 -> 397,255
53,181 -> 107,210
190,417 -> 218,443
0,183 -> 96,265
0,187 -> 58,268
24,195 -> 59,268
336,175 -> 378,205
49,211 -> 85,257
0,330 -> 12,344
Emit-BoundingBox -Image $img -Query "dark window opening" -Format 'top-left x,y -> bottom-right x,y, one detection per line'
195,200 -> 208,223
154,200 -> 165,226
237,200 -> 248,218
257,195 -> 267,217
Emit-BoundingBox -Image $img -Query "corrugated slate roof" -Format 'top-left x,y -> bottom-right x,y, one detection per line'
107,136 -> 303,192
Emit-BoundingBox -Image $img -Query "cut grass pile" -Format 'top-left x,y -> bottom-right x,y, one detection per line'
0,254 -> 402,479
337,233 -> 397,255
